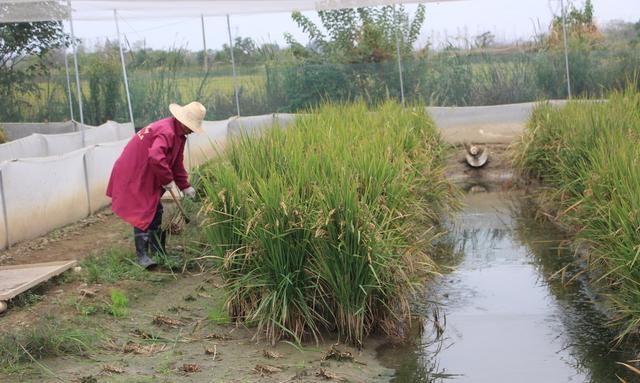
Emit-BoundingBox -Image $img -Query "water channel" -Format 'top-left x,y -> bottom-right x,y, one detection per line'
378,187 -> 637,383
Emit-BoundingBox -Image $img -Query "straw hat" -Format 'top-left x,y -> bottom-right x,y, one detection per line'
465,144 -> 489,168
169,101 -> 206,133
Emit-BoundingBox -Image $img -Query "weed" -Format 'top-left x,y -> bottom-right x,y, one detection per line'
82,247 -> 160,284
0,315 -> 99,373
109,290 -> 129,318
207,302 -> 231,325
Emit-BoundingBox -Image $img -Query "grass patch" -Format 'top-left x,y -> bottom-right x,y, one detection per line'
0,315 -> 99,374
109,289 -> 129,318
512,87 -> 640,341
207,301 -> 232,325
81,247 -> 160,284
198,102 -> 458,345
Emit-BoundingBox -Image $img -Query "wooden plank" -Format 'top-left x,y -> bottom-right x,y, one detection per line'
0,260 -> 77,301
0,260 -> 77,271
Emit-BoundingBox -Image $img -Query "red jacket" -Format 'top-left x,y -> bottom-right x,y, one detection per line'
106,117 -> 190,230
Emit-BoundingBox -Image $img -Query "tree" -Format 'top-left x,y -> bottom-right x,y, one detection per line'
548,0 -> 600,47
285,5 -> 426,63
0,21 -> 71,119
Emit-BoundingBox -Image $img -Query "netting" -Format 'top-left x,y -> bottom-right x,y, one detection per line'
0,1 -> 451,22
6,47 -> 636,126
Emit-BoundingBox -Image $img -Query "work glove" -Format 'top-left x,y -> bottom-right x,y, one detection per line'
162,181 -> 177,192
182,186 -> 196,199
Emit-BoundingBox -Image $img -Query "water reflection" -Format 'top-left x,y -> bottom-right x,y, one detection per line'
378,190 -> 637,383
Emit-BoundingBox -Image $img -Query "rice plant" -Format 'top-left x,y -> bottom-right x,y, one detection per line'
512,87 -> 640,341
197,102 -> 457,346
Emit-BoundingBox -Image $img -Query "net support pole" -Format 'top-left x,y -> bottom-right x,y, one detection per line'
63,47 -> 75,122
201,14 -> 208,73
114,10 -> 135,127
394,4 -> 406,106
0,169 -> 9,249
226,14 -> 241,116
560,0 -> 572,99
68,0 -> 85,146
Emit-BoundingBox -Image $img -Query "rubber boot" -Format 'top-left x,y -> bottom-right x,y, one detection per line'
134,232 -> 157,269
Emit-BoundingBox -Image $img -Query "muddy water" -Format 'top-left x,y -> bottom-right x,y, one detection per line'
379,189 -> 636,383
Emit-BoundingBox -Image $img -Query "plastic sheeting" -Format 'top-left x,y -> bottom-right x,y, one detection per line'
227,113 -> 296,137
0,149 -> 90,246
1,121 -> 76,141
0,135 -> 48,163
0,121 -> 134,162
427,101 -> 568,144
84,140 -> 127,212
0,1 -> 451,22
186,120 -> 229,168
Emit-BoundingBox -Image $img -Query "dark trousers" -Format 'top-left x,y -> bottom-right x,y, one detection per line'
133,202 -> 165,254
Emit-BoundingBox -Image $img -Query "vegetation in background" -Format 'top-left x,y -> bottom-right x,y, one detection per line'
512,88 -> 640,341
197,102 -> 457,345
0,10 -> 72,121
1,4 -> 639,126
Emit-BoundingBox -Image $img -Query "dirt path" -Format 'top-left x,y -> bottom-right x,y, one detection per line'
0,210 -> 129,267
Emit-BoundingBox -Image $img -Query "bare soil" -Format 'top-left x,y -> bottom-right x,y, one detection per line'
0,210 -> 129,267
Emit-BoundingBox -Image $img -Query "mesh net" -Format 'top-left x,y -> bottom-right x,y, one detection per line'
0,1 -> 69,22
0,1 -> 455,22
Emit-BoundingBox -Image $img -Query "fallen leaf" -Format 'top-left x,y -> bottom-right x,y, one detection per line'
101,365 -> 124,375
123,341 -> 164,355
254,364 -> 283,375
204,332 -> 231,340
182,363 -> 202,373
316,368 -> 345,381
153,315 -> 184,329
263,349 -> 281,359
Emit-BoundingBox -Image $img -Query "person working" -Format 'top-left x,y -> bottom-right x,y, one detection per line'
106,101 -> 205,268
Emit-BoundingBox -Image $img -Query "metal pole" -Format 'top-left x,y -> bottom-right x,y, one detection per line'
68,0 -> 85,146
0,169 -> 10,249
63,48 -> 75,122
114,9 -> 135,126
394,4 -> 406,106
201,14 -> 208,73
560,0 -> 572,99
226,14 -> 241,116
82,152 -> 93,215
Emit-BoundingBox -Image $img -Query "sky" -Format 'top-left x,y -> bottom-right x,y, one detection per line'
69,0 -> 640,51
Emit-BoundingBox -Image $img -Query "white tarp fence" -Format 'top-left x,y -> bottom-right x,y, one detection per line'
0,118 -> 227,249
0,103 -> 550,251
0,121 -> 134,162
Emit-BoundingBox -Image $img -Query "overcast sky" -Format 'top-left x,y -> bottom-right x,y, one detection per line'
70,0 -> 640,51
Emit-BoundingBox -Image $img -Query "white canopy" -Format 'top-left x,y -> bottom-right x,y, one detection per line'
0,0 -> 458,22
